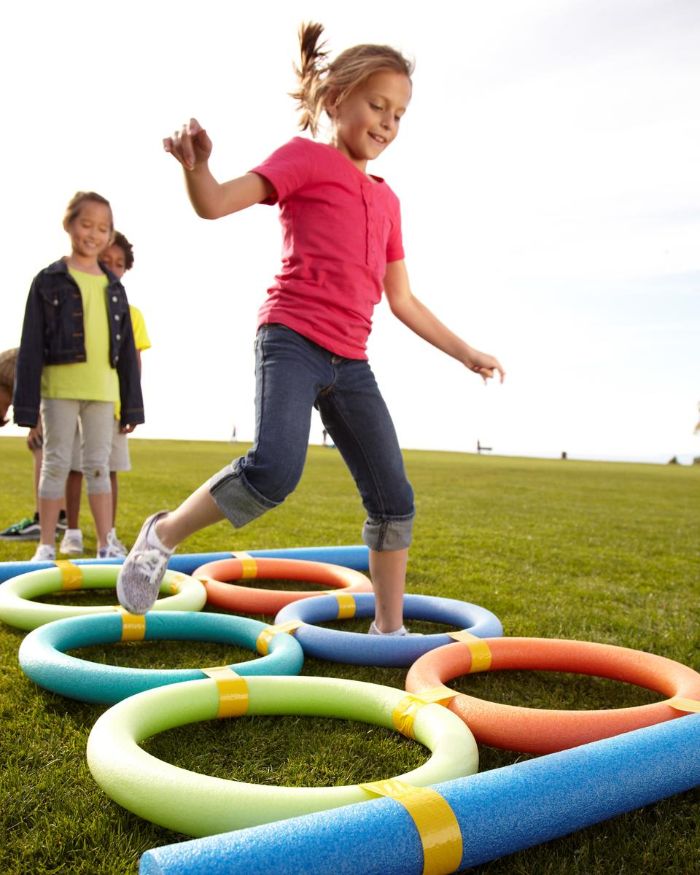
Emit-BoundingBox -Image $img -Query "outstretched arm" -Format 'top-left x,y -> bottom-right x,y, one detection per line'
383,260 -> 505,383
163,118 -> 274,219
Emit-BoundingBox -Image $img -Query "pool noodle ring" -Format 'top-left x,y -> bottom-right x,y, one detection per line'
405,636 -> 700,753
138,714 -> 700,875
195,556 -> 373,615
0,545 -> 370,584
0,565 -> 205,631
274,592 -> 503,667
86,674 -> 479,837
18,611 -> 304,704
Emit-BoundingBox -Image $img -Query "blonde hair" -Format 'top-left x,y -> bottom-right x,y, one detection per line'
0,348 -> 18,393
63,191 -> 114,232
291,22 -> 414,136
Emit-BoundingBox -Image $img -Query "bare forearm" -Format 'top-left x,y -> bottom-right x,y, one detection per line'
184,168 -> 270,219
390,294 -> 474,365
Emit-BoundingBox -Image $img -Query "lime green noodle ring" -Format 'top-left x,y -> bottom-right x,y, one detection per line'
0,565 -> 206,631
87,674 -> 478,837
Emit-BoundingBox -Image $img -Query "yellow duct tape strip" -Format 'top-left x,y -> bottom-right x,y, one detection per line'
667,696 -> 700,713
166,572 -> 183,594
334,592 -> 356,619
202,666 -> 249,718
256,619 -> 304,655
360,779 -> 463,875
413,686 -> 458,705
392,694 -> 427,739
55,560 -> 83,591
121,613 -> 147,641
448,629 -> 492,673
232,552 -> 257,579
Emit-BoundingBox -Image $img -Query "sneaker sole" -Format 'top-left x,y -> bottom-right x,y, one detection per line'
0,532 -> 41,541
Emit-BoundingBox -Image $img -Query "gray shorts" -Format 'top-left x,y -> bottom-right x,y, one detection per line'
69,419 -> 131,472
39,398 -> 114,498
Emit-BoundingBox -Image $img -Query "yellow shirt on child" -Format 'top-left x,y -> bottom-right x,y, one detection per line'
41,269 -> 119,402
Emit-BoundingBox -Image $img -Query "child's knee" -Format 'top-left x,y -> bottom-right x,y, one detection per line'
84,464 -> 111,494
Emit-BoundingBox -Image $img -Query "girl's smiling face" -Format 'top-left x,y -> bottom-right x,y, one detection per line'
65,200 -> 113,264
329,70 -> 411,171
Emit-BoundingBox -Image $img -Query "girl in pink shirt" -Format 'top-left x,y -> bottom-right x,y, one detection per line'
118,23 -> 505,628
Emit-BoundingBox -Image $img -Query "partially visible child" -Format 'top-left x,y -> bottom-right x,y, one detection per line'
60,231 -> 151,557
0,349 -> 68,541
13,192 -> 144,561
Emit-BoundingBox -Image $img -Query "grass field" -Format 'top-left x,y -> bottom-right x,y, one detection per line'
0,437 -> 698,874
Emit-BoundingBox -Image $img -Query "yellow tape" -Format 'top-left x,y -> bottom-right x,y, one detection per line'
413,686 -> 458,705
121,613 -> 146,641
55,560 -> 82,591
334,592 -> 356,619
202,666 -> 249,718
167,572 -> 183,594
667,696 -> 700,713
256,619 -> 304,655
232,552 -> 257,579
392,694 -> 426,739
448,630 -> 492,672
360,779 -> 463,875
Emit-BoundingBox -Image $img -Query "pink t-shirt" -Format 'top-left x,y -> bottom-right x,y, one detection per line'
251,137 -> 404,360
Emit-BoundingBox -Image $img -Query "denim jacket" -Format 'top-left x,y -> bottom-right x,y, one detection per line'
13,259 -> 145,428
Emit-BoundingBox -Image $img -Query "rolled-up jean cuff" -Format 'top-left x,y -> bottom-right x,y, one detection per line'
362,515 -> 415,551
208,464 -> 279,529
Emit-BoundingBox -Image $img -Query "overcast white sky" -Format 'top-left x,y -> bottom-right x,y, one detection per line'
1,0 -> 698,463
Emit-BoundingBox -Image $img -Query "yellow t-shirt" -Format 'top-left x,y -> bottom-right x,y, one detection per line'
41,269 -> 119,402
130,305 -> 151,352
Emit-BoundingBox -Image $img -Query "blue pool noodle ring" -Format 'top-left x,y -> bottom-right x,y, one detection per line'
19,610 -> 304,703
274,592 -> 503,667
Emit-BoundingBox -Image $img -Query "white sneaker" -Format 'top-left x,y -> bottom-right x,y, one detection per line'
106,528 -> 128,557
367,621 -> 422,637
31,543 -> 56,563
59,528 -> 84,556
116,512 -> 174,614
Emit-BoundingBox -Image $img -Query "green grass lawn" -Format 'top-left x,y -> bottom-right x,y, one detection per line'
1,437 -> 698,874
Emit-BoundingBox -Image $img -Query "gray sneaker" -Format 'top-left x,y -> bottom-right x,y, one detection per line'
116,512 -> 173,614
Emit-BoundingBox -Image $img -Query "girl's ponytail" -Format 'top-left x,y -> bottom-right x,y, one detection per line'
291,22 -> 329,136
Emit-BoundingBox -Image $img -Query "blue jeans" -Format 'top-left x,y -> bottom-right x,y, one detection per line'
209,324 -> 414,550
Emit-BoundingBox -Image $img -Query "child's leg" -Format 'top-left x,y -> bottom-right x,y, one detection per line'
37,399 -> 80,547
369,547 -> 409,632
79,401 -> 115,550
118,325 -> 330,614
65,423 -> 82,529
317,359 -> 414,633
154,482 -> 224,548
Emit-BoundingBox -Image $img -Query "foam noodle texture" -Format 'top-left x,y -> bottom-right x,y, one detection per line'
139,714 -> 700,874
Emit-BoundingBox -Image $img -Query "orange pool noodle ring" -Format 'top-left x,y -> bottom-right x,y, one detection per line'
405,636 -> 700,754
196,556 -> 373,615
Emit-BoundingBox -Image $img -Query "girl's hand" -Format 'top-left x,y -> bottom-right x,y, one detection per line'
466,349 -> 506,384
163,118 -> 212,171
120,424 -> 137,434
27,426 -> 43,450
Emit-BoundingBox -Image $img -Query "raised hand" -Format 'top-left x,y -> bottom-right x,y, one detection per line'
163,118 -> 212,171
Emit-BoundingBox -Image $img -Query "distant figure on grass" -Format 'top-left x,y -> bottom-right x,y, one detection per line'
0,347 -> 68,542
117,23 -> 505,631
13,192 -> 144,562
60,232 -> 151,557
